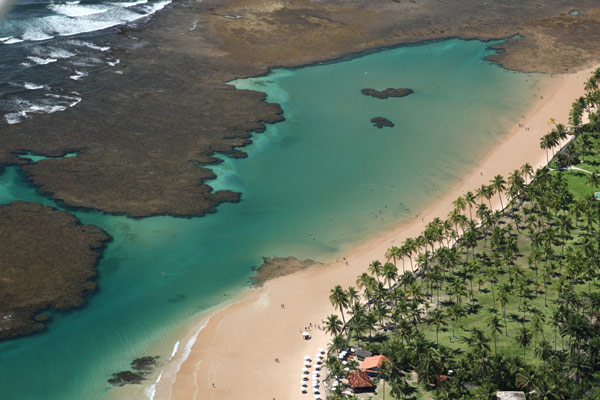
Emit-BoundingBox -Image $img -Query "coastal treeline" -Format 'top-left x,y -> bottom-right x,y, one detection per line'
323,68 -> 600,399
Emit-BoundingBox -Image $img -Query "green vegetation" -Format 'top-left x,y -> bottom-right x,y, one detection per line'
322,69 -> 600,399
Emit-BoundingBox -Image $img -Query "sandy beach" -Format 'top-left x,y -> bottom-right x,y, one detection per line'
155,65 -> 597,400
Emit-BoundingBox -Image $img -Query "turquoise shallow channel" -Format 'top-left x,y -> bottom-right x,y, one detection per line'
0,38 -> 545,399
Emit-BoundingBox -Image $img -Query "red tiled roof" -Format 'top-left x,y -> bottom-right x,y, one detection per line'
348,371 -> 373,388
360,355 -> 390,371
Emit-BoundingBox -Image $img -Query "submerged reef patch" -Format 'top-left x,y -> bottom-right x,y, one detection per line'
361,88 -> 414,99
371,117 -> 395,129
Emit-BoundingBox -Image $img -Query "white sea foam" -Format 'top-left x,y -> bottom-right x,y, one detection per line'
145,371 -> 163,400
145,317 -> 212,400
48,48 -> 75,59
21,31 -> 54,42
68,39 -> 110,51
4,93 -> 81,124
48,4 -> 108,18
108,58 -> 120,66
5,102 -> 66,124
5,111 -> 26,125
2,0 -> 172,46
4,37 -> 24,44
170,341 -> 180,360
23,82 -> 44,90
69,70 -> 88,80
8,0 -> 171,44
144,339 -> 179,399
121,0 -> 148,7
69,56 -> 103,67
27,56 -> 57,65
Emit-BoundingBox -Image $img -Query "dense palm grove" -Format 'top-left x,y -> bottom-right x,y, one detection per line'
323,69 -> 600,399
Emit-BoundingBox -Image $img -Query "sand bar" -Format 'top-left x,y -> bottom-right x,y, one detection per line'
156,65 -> 597,400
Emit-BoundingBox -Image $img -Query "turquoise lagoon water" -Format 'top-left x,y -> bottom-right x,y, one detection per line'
0,39 -> 544,399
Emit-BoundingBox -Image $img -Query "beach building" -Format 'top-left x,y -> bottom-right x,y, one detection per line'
348,371 -> 373,393
496,391 -> 526,400
359,355 -> 390,377
354,348 -> 373,360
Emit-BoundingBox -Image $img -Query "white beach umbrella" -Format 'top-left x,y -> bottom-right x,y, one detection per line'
302,367 -> 308,371
301,381 -> 307,386
304,355 -> 311,360
318,347 -> 324,352
315,366 -> 321,371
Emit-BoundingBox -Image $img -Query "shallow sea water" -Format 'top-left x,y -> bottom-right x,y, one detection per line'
0,39 -> 544,399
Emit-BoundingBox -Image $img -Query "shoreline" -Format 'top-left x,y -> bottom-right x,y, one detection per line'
152,65 -> 596,400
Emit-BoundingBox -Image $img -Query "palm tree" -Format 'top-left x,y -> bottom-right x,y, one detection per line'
535,340 -> 553,371
487,315 -> 504,357
485,267 -> 498,311
585,168 -> 600,190
329,285 -> 349,326
465,191 -> 477,221
323,314 -> 343,337
540,134 -> 555,164
515,368 -> 536,392
491,175 -> 507,210
521,163 -> 534,185
577,132 -> 593,162
403,238 -> 416,271
516,326 -> 533,358
368,260 -> 383,283
347,286 -> 360,306
448,304 -> 466,337
569,97 -> 584,130
453,196 -> 467,216
531,310 -> 546,350
383,262 -> 398,290
428,308 -> 447,345
498,283 -> 510,336
330,334 -> 349,353
476,184 -> 488,206
385,246 -> 402,268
